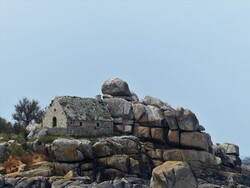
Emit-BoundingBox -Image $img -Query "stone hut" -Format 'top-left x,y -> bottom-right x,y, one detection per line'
42,96 -> 113,137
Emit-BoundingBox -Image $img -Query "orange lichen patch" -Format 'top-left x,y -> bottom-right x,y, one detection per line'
0,155 -> 25,174
0,152 -> 49,175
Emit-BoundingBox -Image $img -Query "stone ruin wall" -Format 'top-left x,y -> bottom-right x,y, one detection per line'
43,98 -> 113,137
43,99 -> 68,129
47,121 -> 113,137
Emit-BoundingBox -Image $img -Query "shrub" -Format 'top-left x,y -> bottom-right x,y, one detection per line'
37,135 -> 62,143
8,143 -> 26,157
0,133 -> 27,145
13,123 -> 28,136
0,133 -> 11,142
0,117 -> 12,134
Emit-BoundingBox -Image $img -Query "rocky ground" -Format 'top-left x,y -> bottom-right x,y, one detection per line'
0,78 -> 250,188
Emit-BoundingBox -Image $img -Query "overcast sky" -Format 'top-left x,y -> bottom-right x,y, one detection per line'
0,0 -> 250,156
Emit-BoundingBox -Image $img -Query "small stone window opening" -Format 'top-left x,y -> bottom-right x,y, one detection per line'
52,117 -> 57,127
80,122 -> 82,126
96,122 -> 100,127
54,108 -> 56,112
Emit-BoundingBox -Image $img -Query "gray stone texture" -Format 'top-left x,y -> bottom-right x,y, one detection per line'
162,149 -> 222,170
168,130 -> 180,146
164,108 -> 179,130
142,96 -> 171,111
150,161 -> 197,188
103,98 -> 133,120
219,143 -> 239,156
51,139 -> 93,162
101,78 -> 132,96
137,105 -> 165,127
176,107 -> 199,131
180,132 -> 212,151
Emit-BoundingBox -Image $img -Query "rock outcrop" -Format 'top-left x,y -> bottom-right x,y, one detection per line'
212,143 -> 241,168
1,78 -> 249,188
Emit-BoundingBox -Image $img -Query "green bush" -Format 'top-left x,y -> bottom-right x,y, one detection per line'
0,133 -> 11,142
8,143 -> 26,157
11,134 -> 27,145
0,133 -> 27,145
37,135 -> 62,143
13,123 -> 27,136
0,117 -> 12,134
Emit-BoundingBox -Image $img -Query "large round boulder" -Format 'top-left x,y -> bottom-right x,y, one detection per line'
150,161 -> 197,188
102,78 -> 132,96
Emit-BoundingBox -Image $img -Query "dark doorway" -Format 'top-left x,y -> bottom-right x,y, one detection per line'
53,117 -> 57,127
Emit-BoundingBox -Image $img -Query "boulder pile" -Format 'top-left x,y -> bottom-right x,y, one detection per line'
0,78 -> 249,188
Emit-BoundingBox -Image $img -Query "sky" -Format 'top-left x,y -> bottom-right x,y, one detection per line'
0,0 -> 250,156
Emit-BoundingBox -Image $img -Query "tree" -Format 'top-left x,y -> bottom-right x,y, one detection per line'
0,117 -> 13,133
12,98 -> 44,126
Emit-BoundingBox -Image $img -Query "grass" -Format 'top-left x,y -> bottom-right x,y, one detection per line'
0,133 -> 26,145
34,135 -> 98,143
8,143 -> 26,157
0,133 -> 28,159
36,135 -> 68,143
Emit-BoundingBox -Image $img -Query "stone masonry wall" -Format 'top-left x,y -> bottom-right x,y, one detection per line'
48,121 -> 113,137
43,99 -> 68,128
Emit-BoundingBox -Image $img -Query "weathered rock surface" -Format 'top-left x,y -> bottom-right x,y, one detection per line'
102,78 -> 132,96
180,132 -> 212,151
219,143 -> 240,156
142,96 -> 171,111
138,105 -> 165,127
150,161 -> 197,188
212,143 -> 241,168
4,176 -> 50,188
93,136 -> 140,158
51,139 -> 93,162
97,154 -> 130,173
133,103 -> 147,121
176,107 -> 199,131
27,139 -> 47,154
27,124 -> 48,139
162,149 -> 222,170
103,98 -> 133,120
2,78 -> 248,187
168,130 -> 180,146
164,108 -> 178,130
